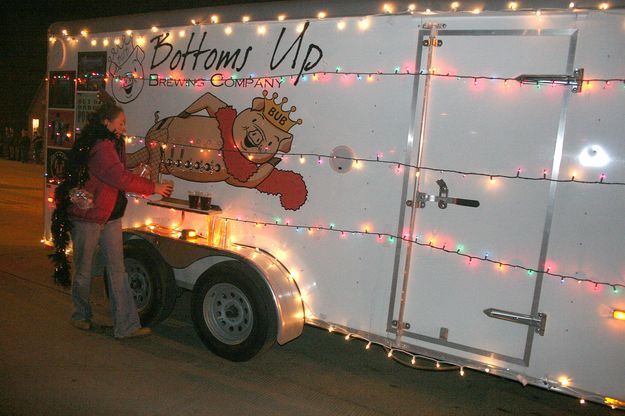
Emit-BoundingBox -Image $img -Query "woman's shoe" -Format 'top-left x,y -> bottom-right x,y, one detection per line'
71,319 -> 92,330
116,327 -> 152,339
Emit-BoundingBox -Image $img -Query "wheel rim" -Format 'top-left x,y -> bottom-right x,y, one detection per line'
203,283 -> 253,345
125,258 -> 151,311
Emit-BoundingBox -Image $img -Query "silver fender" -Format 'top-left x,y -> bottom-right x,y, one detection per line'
123,230 -> 304,345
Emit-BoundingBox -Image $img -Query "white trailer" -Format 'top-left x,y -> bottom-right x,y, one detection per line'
44,1 -> 625,410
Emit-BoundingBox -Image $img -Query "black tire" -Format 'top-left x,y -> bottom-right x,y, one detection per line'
123,242 -> 177,326
191,261 -> 277,362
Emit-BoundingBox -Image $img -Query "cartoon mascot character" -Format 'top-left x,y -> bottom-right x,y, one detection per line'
108,36 -> 145,104
128,90 -> 308,211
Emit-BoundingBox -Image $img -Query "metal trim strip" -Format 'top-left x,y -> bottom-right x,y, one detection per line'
437,29 -> 578,37
388,26 -> 430,334
404,331 -> 527,365
523,28 -> 579,366
386,25 -> 430,333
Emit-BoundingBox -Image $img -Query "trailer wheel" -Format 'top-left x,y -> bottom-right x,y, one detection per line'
123,243 -> 177,326
191,261 -> 277,362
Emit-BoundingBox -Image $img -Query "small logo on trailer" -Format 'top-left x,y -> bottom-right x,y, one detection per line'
48,150 -> 69,182
108,36 -> 145,103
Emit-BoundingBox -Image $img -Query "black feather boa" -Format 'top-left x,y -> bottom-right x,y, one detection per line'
49,123 -> 122,287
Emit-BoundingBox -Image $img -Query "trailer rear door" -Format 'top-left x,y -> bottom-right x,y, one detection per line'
395,27 -> 579,365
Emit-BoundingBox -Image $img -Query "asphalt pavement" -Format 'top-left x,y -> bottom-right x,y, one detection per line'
0,159 -> 619,416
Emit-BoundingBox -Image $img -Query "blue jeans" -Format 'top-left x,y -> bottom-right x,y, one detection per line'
70,219 -> 141,338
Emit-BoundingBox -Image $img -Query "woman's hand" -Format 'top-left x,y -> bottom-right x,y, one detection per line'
154,182 -> 173,198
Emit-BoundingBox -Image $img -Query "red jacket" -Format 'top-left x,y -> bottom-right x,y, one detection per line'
68,139 -> 155,224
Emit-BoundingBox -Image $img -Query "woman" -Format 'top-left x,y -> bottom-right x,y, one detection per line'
50,100 -> 172,339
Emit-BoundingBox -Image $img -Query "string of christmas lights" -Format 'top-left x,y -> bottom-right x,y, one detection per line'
324,323 -> 460,371
220,216 -> 625,292
46,70 -> 625,90
38,215 -> 622,409
38,225 -> 620,409
313,320 -> 621,409
48,0 -> 620,39
232,232 -> 625,408
139,140 -> 625,186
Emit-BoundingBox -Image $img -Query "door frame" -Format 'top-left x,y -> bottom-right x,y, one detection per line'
387,27 -> 579,366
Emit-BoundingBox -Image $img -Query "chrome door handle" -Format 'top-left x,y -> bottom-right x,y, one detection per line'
407,179 -> 480,209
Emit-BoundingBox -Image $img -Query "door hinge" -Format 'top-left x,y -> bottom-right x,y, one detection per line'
391,320 -> 411,330
421,22 -> 445,47
484,308 -> 547,336
422,38 -> 443,47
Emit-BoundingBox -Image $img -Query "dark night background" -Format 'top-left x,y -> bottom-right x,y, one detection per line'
0,0 -> 283,130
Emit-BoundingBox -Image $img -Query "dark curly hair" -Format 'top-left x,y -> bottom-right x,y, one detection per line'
87,100 -> 124,126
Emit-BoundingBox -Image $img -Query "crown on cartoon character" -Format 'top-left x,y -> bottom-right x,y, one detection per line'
262,90 -> 303,132
109,36 -> 136,66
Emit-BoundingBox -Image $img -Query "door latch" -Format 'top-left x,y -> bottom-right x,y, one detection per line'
484,308 -> 547,336
515,68 -> 584,93
407,179 -> 480,209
